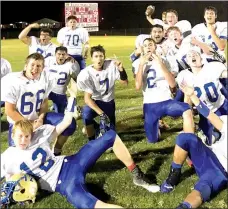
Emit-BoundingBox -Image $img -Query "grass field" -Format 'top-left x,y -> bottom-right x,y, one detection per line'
1,36 -> 227,208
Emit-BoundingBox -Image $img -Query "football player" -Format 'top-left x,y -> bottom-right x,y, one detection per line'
1,53 -> 76,155
77,45 -> 128,141
18,23 -> 57,58
134,38 -> 194,143
176,47 -> 228,145
45,46 -> 80,113
57,15 -> 90,70
161,82 -> 227,209
1,85 -> 160,208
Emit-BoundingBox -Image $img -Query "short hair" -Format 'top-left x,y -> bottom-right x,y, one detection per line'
143,37 -> 156,45
12,120 -> 33,136
55,46 -> 68,54
90,45 -> 106,57
25,53 -> 45,65
166,9 -> 178,18
151,24 -> 164,31
204,6 -> 217,16
166,26 -> 182,35
40,27 -> 53,37
66,15 -> 77,22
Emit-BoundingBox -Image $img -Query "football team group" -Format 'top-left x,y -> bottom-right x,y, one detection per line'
1,4 -> 227,209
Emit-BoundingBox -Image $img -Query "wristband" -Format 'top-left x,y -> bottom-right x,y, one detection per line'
119,69 -> 128,80
130,53 -> 140,62
66,97 -> 76,112
196,100 -> 210,118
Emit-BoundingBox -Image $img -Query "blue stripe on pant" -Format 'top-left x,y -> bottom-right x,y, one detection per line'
8,112 -> 76,146
176,133 -> 227,202
144,99 -> 190,143
55,130 -> 117,209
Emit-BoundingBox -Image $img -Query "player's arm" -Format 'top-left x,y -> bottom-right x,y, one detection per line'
83,41 -> 90,59
181,83 -> 223,131
18,23 -> 40,45
207,24 -> 227,51
153,53 -> 176,89
84,92 -> 104,115
55,84 -> 77,136
114,60 -> 128,85
191,37 -> 213,55
5,102 -> 24,121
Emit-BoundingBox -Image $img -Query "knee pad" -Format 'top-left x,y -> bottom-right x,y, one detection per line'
194,181 -> 212,202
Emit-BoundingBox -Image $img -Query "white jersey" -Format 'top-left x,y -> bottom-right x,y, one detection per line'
176,62 -> 226,112
77,60 -> 120,102
29,36 -> 57,59
192,21 -> 227,54
211,115 -> 227,172
1,124 -> 65,192
57,27 -> 89,56
1,71 -> 56,124
44,56 -> 80,95
1,58 -> 12,78
133,58 -> 172,104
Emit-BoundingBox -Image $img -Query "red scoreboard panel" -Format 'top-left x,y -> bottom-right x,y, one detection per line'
65,3 -> 99,31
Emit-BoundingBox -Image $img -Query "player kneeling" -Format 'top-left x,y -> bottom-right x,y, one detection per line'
1,86 -> 159,208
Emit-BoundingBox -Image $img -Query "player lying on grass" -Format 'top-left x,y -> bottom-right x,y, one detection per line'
1,53 -> 76,156
1,84 -> 160,209
161,82 -> 227,209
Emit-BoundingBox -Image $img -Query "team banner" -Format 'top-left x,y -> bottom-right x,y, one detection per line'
65,3 -> 99,32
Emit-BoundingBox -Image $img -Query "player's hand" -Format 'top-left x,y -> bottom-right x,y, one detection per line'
139,52 -> 152,65
180,81 -> 195,97
114,60 -> 124,71
65,56 -> 76,63
83,54 -> 88,59
151,53 -> 163,64
30,23 -> 40,28
99,113 -> 110,135
33,117 -> 43,130
190,36 -> 199,46
206,23 -> 216,33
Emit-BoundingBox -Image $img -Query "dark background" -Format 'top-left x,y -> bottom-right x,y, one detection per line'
1,1 -> 227,29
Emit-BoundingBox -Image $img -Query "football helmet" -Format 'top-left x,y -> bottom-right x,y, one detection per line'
1,174 -> 38,207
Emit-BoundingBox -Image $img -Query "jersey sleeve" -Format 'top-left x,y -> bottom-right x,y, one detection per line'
1,150 -> 8,178
1,59 -> 12,78
81,28 -> 89,44
132,59 -> 141,75
153,19 -> 165,26
57,28 -> 65,44
71,62 -> 80,78
1,75 -> 18,103
30,36 -> 39,47
207,62 -> 227,79
218,22 -> 227,40
135,35 -> 142,48
77,71 -> 94,94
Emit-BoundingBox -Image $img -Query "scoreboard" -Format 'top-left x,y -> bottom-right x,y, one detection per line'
65,3 -> 99,31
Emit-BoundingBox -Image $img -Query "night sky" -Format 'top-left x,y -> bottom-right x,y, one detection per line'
1,1 -> 227,29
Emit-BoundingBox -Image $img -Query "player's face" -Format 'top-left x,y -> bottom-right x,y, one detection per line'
204,10 -> 217,24
168,30 -> 182,45
56,50 -> 67,64
13,128 -> 32,150
151,27 -> 164,44
186,51 -> 202,67
166,12 -> 178,26
143,40 -> 156,54
25,58 -> 44,80
67,19 -> 77,30
91,51 -> 105,70
39,32 -> 51,45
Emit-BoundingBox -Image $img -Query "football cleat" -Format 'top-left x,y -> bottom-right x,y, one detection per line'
161,166 -> 181,193
132,166 -> 160,193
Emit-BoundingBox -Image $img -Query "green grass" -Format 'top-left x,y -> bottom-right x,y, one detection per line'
1,37 -> 227,208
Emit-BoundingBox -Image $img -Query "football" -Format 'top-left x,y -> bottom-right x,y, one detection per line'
145,5 -> 155,16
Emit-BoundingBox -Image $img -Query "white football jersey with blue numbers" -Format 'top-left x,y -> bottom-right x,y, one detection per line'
133,58 -> 172,104
44,57 -> 80,95
1,124 -> 64,191
29,36 -> 57,59
77,60 -> 120,102
1,71 -> 56,123
57,27 -> 89,56
176,62 -> 226,112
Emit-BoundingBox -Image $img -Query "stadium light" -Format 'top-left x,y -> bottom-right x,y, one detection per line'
10,23 -> 13,26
